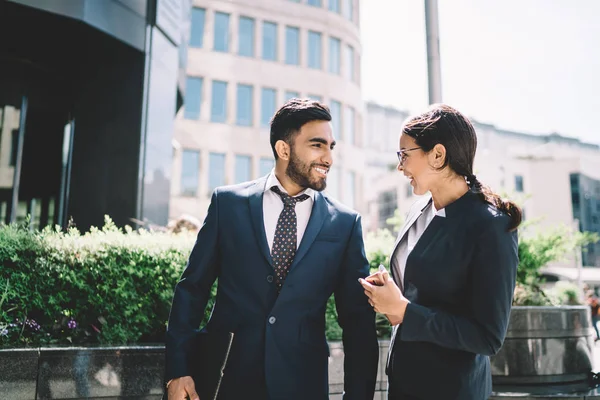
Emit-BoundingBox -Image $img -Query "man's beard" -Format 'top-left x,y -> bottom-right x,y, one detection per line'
286,148 -> 327,192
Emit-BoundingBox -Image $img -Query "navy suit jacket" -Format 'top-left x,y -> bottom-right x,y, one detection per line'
165,176 -> 379,400
387,191 -> 518,400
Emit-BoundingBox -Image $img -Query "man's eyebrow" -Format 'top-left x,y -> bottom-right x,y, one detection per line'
309,137 -> 336,147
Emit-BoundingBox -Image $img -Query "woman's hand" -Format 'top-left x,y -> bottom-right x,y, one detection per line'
359,267 -> 409,325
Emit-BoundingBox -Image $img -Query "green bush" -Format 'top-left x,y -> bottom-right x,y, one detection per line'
0,217 -> 382,347
0,217 -> 201,347
515,224 -> 599,306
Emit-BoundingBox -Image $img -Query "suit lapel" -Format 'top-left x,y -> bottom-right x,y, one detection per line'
248,177 -> 273,267
390,196 -> 432,261
289,192 -> 327,272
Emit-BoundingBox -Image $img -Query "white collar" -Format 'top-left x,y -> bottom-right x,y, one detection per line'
431,201 -> 446,218
264,170 -> 315,200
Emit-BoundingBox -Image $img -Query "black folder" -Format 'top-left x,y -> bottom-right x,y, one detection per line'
191,330 -> 235,400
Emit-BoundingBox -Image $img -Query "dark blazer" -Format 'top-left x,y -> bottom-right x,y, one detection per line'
165,176 -> 379,400
387,191 -> 518,400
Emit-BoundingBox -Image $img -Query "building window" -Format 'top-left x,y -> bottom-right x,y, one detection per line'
406,182 -> 413,198
181,150 -> 200,196
515,175 -> 524,192
345,171 -> 356,209
378,190 -> 397,230
285,91 -> 299,101
184,77 -> 203,120
214,12 -> 230,52
329,37 -> 341,74
262,22 -> 277,61
211,80 -> 228,123
327,166 -> 340,199
209,153 -> 226,192
260,157 -> 274,176
10,130 -> 18,167
238,16 -> 255,57
261,88 -> 277,127
330,100 -> 341,139
345,44 -> 354,81
308,94 -> 322,102
235,155 -> 252,183
343,0 -> 353,21
345,106 -> 355,144
329,0 -> 340,13
236,84 -> 253,126
308,0 -> 322,7
285,26 -> 300,65
308,31 -> 322,69
189,8 -> 206,48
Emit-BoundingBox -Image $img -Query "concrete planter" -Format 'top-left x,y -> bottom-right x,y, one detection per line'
0,341 -> 391,400
490,305 -> 598,399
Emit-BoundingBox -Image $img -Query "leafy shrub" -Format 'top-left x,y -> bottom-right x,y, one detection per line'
0,217 -> 199,347
515,224 -> 599,306
0,217 -> 379,347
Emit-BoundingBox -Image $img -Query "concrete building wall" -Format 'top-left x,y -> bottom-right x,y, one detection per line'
170,0 -> 365,222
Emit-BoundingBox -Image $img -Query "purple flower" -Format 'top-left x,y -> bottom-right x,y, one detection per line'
67,319 -> 77,329
25,319 -> 40,331
0,328 -> 8,336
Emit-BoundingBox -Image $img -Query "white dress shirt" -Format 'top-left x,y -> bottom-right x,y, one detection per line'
263,171 -> 315,252
393,200 -> 446,289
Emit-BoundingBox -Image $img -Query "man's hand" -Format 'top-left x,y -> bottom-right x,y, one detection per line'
168,376 -> 199,400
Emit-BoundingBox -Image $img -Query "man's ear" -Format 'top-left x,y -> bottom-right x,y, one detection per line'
275,140 -> 290,161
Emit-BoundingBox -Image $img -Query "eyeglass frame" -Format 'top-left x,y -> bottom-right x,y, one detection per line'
396,147 -> 422,164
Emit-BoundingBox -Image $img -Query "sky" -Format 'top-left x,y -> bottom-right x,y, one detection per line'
360,0 -> 600,145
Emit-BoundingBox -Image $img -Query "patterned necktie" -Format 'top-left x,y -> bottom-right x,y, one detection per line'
270,186 -> 310,292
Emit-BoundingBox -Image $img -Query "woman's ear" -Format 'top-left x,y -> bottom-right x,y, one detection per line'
429,143 -> 447,169
275,140 -> 290,161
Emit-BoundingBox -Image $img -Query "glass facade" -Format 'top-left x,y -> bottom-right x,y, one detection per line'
209,153 -> 226,192
262,22 -> 278,61
329,0 -> 340,13
214,12 -> 230,52
345,44 -> 354,81
238,16 -> 255,57
330,100 -> 341,139
308,31 -> 322,69
345,170 -> 356,209
181,150 -> 200,196
285,91 -> 299,101
184,77 -> 202,120
285,26 -> 300,65
211,80 -> 228,123
327,166 -> 340,199
329,37 -> 341,74
259,157 -> 275,176
261,88 -> 277,127
235,155 -> 252,183
345,106 -> 355,144
189,8 -> 205,48
343,0 -> 353,21
236,84 -> 253,126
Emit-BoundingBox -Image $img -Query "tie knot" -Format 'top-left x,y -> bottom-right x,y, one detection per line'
271,186 -> 310,207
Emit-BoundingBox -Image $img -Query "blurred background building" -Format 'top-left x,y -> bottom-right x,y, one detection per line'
0,0 -> 190,231
170,0 -> 366,222
368,104 -> 600,268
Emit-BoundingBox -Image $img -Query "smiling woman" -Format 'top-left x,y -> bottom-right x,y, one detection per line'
360,103 -> 522,400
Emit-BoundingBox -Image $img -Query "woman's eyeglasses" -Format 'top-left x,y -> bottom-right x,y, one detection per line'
396,147 -> 422,164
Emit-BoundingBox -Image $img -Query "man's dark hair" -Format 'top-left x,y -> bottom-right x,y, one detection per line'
270,98 -> 331,159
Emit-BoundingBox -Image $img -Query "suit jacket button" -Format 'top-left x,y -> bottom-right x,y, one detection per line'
268,316 -> 276,324
267,275 -> 274,283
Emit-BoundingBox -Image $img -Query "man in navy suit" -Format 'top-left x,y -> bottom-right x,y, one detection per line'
165,99 -> 379,400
